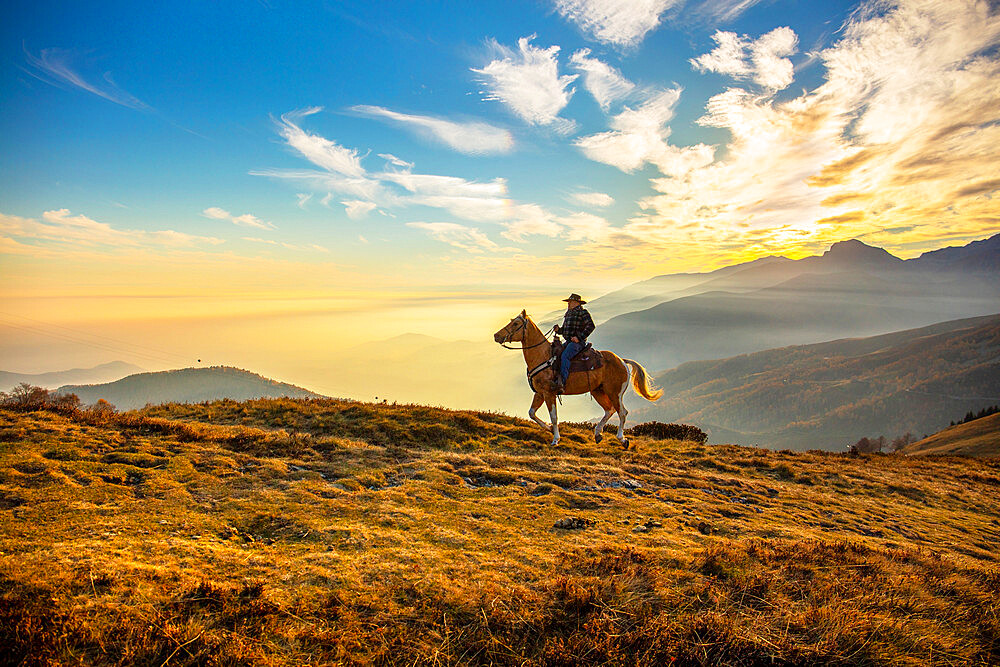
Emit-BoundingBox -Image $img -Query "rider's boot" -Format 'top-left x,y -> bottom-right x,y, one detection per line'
551,375 -> 565,394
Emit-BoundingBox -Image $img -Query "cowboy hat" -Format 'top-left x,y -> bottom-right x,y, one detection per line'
562,293 -> 587,304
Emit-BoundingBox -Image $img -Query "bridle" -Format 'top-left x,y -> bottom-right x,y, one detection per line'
498,314 -> 554,350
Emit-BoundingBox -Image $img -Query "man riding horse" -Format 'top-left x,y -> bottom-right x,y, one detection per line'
552,293 -> 595,393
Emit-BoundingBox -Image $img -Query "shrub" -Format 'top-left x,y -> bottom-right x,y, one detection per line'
626,421 -> 708,443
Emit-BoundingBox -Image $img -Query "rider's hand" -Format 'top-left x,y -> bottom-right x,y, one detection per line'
572,336 -> 580,343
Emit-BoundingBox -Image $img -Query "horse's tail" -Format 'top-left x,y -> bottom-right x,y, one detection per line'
623,359 -> 663,402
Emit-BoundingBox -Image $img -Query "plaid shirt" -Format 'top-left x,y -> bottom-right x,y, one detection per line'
560,305 -> 595,341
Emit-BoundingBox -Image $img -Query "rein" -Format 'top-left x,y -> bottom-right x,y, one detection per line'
498,316 -> 555,350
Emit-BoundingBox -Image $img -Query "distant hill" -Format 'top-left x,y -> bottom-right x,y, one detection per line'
629,314 -> 1000,451
587,234 -> 1000,371
56,366 -> 324,409
902,412 -> 1000,457
1,361 -> 144,392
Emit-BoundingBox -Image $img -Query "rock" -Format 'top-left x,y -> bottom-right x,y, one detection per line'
697,521 -> 714,535
632,524 -> 650,533
553,516 -> 592,530
621,479 -> 642,489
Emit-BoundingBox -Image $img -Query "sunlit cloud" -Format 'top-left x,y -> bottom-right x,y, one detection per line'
575,88 -> 715,175
473,36 -> 578,132
342,200 -> 377,219
1,210 -> 224,255
553,0 -> 680,47
567,191 -> 615,207
295,193 -> 313,209
242,236 -> 328,252
406,222 -> 501,253
203,206 -> 275,230
569,0 -> 1000,273
23,47 -> 151,110
353,105 -> 514,155
569,48 -> 636,110
691,27 -> 798,90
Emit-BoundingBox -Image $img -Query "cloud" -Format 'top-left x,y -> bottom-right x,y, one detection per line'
353,105 -> 514,154
553,0 -> 680,47
569,49 -> 636,110
691,27 -> 798,90
202,207 -> 275,230
296,193 -> 313,209
378,153 -> 414,170
688,0 -> 766,24
23,47 -> 151,110
343,200 -> 377,219
276,108 -> 367,177
473,36 -> 578,131
575,88 -> 715,175
407,222 -> 501,253
0,209 -> 224,255
242,236 -> 328,252
567,191 -> 615,207
571,0 -> 1000,274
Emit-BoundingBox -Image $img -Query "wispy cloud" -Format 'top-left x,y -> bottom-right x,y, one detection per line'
691,27 -> 799,90
407,222 -> 501,253
295,193 -> 313,209
242,236 -> 328,252
473,36 -> 578,132
567,191 -> 615,207
276,108 -> 366,177
553,0 -> 680,47
689,0 -> 767,24
353,105 -> 514,155
569,48 -> 636,110
23,47 -> 151,110
203,207 -> 275,230
1,209 -> 224,254
575,88 -> 715,175
342,200 -> 377,219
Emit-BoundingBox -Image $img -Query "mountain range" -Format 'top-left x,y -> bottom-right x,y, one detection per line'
584,234 -> 1000,371
629,314 -> 1000,451
56,366 -> 324,410
1,361 -> 145,392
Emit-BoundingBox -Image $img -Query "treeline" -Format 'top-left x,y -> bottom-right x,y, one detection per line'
847,433 -> 918,455
0,383 -> 116,415
950,405 -> 999,426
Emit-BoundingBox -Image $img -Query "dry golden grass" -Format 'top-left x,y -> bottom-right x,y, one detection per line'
2,398 -> 999,665
904,412 -> 1000,458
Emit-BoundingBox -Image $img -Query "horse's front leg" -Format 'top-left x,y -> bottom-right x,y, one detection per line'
546,396 -> 560,446
527,392 -> 549,431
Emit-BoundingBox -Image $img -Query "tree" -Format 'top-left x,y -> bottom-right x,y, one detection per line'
0,383 -> 49,410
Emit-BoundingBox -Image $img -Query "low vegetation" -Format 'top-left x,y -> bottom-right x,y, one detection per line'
2,396 -> 999,665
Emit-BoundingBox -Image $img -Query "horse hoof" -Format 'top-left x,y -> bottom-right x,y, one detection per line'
622,438 -> 630,450
595,434 -> 603,444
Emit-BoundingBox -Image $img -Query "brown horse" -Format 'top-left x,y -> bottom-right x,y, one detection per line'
494,310 -> 663,448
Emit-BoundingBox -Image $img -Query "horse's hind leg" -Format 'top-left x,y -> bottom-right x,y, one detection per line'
610,370 -> 630,448
527,392 -> 549,431
590,389 -> 614,444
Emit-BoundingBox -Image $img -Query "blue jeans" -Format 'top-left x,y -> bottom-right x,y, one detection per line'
560,340 -> 584,384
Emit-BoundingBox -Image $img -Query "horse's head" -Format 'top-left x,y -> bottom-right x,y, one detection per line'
494,310 -> 529,345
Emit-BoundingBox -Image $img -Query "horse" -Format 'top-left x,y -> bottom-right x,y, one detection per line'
494,310 -> 663,448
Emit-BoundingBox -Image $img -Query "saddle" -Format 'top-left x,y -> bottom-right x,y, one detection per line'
526,338 -> 604,392
552,339 -> 604,374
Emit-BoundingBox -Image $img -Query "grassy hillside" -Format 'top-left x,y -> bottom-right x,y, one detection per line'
57,366 -> 324,410
2,398 -> 999,665
903,412 -> 1000,457
632,314 -> 1000,451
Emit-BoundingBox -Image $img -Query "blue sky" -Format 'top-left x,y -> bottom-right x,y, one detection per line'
2,0 -> 999,378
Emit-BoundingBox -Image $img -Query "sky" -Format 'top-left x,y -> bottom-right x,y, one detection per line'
2,0 -> 999,393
